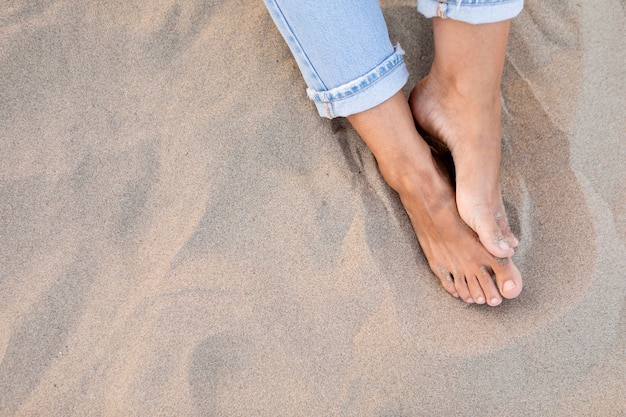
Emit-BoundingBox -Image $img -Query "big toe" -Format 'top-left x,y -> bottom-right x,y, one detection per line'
472,215 -> 515,259
493,258 -> 523,299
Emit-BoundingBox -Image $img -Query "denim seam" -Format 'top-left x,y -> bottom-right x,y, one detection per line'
315,59 -> 405,105
426,0 -> 520,6
306,45 -> 406,105
418,0 -> 523,24
270,1 -> 329,91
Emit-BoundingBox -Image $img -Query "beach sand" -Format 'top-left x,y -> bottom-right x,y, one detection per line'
1,1 -> 624,415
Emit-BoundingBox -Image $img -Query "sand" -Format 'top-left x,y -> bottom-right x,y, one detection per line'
1,0 -> 624,415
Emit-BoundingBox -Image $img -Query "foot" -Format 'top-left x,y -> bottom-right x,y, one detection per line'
410,75 -> 519,259
348,92 -> 522,304
397,151 -> 522,305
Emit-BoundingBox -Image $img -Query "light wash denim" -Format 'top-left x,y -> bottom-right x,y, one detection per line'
418,0 -> 524,24
264,0 -> 523,119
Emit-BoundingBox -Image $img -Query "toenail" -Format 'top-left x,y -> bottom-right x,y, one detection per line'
476,296 -> 485,304
503,280 -> 516,293
498,240 -> 513,254
466,298 -> 474,304
490,297 -> 501,306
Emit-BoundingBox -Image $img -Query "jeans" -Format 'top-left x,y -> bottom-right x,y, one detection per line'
263,0 -> 524,119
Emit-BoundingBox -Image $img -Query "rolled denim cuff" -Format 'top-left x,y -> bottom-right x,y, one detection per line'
306,44 -> 409,119
417,0 -> 524,24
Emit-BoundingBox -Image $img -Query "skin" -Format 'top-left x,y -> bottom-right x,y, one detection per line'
411,18 -> 519,260
346,18 -> 522,305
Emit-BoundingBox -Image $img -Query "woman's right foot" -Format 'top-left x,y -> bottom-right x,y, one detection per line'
348,91 -> 522,304
410,75 -> 519,260
409,17 -> 519,260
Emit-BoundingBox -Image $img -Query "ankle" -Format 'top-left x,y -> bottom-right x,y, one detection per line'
427,67 -> 501,109
379,151 -> 439,196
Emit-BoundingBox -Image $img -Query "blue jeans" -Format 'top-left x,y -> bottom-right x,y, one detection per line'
263,0 -> 523,118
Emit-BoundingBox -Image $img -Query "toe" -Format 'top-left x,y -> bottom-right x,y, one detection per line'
465,275 -> 486,304
433,265 -> 459,298
498,215 -> 519,249
492,257 -> 523,299
475,219 -> 515,259
462,204 -> 516,258
507,231 -> 519,248
453,274 -> 473,303
476,267 -> 501,306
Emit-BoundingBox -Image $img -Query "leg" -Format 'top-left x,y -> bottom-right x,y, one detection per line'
349,91 -> 522,305
410,17 -> 519,259
264,1 -> 523,303
263,0 -> 409,118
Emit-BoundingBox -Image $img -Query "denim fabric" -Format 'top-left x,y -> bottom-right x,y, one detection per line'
305,44 -> 408,119
264,0 -> 409,118
418,0 -> 524,24
264,0 -> 523,118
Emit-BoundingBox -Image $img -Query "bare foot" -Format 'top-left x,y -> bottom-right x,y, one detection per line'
409,18 -> 519,259
349,91 -> 522,304
410,75 -> 519,259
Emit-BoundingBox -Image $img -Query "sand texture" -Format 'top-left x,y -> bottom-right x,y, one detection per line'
1,0 -> 624,415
